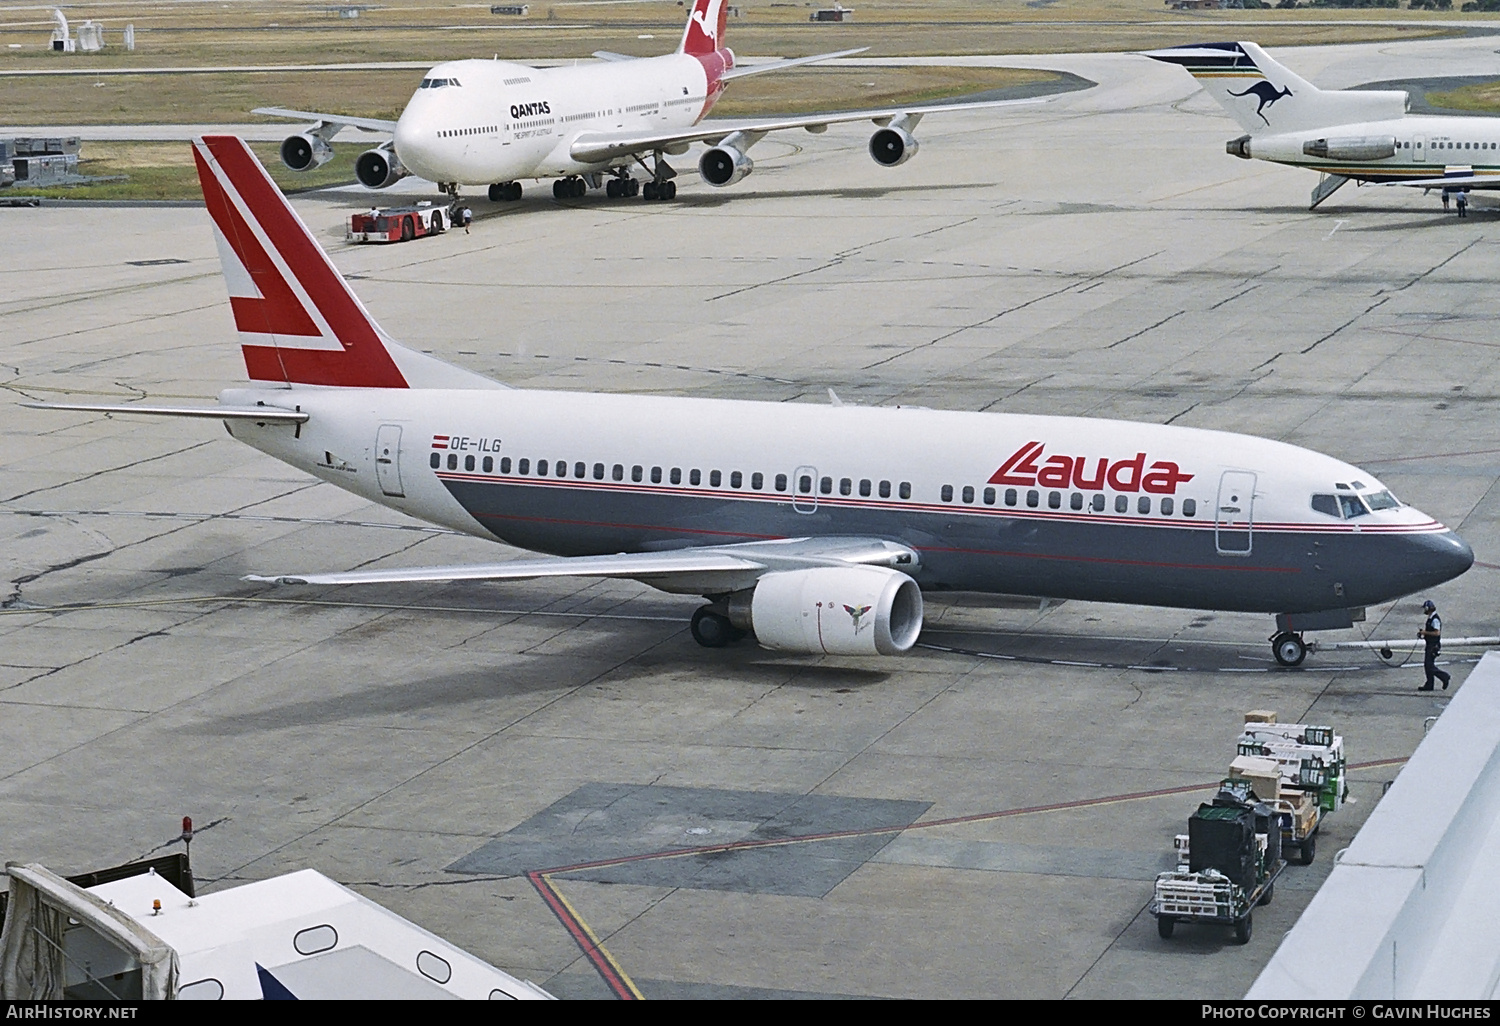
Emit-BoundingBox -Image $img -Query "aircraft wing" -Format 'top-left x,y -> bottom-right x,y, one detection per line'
719,47 -> 868,81
568,96 -> 1046,165
1383,174 -> 1500,189
244,536 -> 919,592
591,50 -> 635,62
252,107 -> 398,134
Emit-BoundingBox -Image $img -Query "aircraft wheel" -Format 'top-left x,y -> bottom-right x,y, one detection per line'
1271,631 -> 1306,667
663,180 -> 677,200
606,179 -> 621,199
643,181 -> 659,201
488,183 -> 504,202
690,607 -> 736,648
1157,916 -> 1175,940
509,182 -> 523,201
1233,911 -> 1253,945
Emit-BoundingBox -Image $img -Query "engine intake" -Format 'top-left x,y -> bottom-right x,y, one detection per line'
1302,135 -> 1396,162
355,146 -> 409,189
748,566 -> 923,656
870,126 -> 918,168
699,145 -> 753,187
280,133 -> 335,172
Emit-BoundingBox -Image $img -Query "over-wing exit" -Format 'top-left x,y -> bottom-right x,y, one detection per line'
255,0 -> 1041,204
25,136 -> 1473,665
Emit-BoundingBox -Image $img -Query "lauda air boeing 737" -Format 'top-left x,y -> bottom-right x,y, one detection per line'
255,0 -> 1037,203
1148,41 -> 1500,210
25,137 -> 1473,664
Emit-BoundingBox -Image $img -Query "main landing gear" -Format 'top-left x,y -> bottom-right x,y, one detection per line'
642,180 -> 676,201
605,172 -> 639,199
488,181 -> 522,202
553,176 -> 587,200
690,606 -> 745,648
1270,631 -> 1308,667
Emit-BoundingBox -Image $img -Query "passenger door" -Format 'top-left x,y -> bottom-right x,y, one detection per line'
1215,470 -> 1256,556
375,424 -> 405,498
1414,135 -> 1426,163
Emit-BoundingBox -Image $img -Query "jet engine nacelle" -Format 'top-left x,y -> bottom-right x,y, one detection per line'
279,133 -> 335,173
699,145 -> 753,187
1302,135 -> 1396,162
747,565 -> 923,656
355,146 -> 409,189
1226,134 -> 1252,160
870,126 -> 918,167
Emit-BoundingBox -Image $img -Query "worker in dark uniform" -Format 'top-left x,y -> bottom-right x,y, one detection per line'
1418,599 -> 1451,691
1457,190 -> 1469,218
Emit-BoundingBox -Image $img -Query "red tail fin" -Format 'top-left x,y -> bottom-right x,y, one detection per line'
677,0 -> 728,56
192,135 -> 409,388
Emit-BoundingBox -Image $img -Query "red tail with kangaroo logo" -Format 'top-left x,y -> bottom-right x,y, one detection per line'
678,0 -> 729,56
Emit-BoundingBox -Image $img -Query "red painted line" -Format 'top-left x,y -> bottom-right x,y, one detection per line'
527,870 -> 638,1001
530,755 -> 1409,997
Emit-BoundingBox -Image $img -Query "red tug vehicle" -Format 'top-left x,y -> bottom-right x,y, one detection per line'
347,202 -> 448,243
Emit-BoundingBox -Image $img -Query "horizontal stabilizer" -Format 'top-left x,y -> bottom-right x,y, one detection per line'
720,47 -> 868,82
22,401 -> 308,423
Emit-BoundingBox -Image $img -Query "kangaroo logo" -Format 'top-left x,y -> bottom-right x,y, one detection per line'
1228,81 -> 1293,126
844,603 -> 872,634
691,0 -> 723,45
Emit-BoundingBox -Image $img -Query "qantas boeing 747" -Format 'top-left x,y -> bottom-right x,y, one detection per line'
255,0 -> 1041,204
25,136 -> 1474,664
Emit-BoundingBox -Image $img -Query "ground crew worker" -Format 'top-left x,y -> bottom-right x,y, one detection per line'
1442,189 -> 1452,212
1457,190 -> 1469,218
1418,599 -> 1451,691
460,206 -> 473,234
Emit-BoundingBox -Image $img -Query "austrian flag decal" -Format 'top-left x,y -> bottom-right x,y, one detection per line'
990,441 -> 1193,495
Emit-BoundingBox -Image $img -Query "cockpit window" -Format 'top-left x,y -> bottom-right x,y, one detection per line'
420,78 -> 460,89
1363,489 -> 1400,511
1311,494 -> 1341,518
1339,494 -> 1369,519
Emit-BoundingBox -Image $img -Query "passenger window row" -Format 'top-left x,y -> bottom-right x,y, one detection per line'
938,482 -> 1197,518
430,453 -> 916,500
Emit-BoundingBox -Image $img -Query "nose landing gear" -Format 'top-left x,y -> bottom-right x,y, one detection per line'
1270,631 -> 1307,667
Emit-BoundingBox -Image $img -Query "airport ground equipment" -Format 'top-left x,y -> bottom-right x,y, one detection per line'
347,203 -> 447,244
1235,714 -> 1346,864
1151,790 -> 1285,945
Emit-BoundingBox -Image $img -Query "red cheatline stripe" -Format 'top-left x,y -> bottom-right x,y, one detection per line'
531,757 -> 1408,997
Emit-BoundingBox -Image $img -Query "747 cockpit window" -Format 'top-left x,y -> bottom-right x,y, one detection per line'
420,78 -> 461,89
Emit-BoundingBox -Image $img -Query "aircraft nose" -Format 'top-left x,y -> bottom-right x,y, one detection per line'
1406,527 -> 1474,591
393,111 -> 435,179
